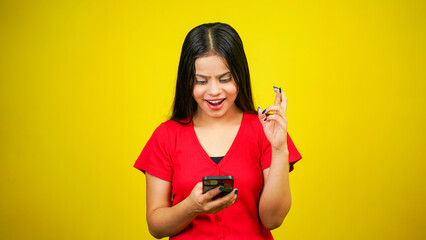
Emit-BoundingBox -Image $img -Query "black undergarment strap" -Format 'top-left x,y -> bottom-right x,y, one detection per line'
210,156 -> 224,164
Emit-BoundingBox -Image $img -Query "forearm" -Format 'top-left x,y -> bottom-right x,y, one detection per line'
259,146 -> 291,230
148,197 -> 198,239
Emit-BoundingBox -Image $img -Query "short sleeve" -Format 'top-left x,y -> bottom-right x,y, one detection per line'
260,132 -> 302,172
133,123 -> 173,182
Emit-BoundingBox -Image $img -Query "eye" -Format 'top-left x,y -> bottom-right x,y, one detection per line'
220,78 -> 232,83
195,79 -> 207,84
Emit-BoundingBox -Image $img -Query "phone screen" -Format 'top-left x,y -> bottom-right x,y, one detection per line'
202,176 -> 234,199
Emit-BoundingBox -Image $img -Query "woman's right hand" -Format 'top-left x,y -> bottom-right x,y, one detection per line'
187,182 -> 238,214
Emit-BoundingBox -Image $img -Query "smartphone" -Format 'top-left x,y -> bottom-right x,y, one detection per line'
202,175 -> 234,199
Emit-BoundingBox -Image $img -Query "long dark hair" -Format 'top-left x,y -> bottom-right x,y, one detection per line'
171,22 -> 256,123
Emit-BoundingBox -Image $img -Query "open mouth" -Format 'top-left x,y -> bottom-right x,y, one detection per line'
206,99 -> 225,106
205,98 -> 226,110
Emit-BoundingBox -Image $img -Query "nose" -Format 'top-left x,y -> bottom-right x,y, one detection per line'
207,79 -> 222,96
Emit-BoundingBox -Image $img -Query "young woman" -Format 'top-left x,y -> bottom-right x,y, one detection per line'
134,22 -> 302,239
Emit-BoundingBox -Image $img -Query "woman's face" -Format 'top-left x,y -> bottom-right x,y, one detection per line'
193,54 -> 239,119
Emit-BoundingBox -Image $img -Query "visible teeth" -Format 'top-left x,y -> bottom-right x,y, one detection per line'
208,100 -> 223,104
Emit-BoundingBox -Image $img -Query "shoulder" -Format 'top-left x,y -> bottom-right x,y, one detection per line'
243,112 -> 263,132
244,112 -> 259,121
147,120 -> 183,141
240,112 -> 267,146
152,119 -> 192,144
160,119 -> 191,132
152,119 -> 187,131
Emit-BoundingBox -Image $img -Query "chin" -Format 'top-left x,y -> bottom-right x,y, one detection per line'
205,110 -> 226,118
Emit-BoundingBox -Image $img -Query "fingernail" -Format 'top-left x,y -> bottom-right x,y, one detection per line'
219,186 -> 224,191
262,109 -> 266,114
273,86 -> 278,90
257,107 -> 260,111
279,87 -> 282,93
234,189 -> 238,194
264,117 -> 267,121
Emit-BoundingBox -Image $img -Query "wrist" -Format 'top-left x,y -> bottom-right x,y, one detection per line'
184,195 -> 201,217
271,143 -> 289,154
271,145 -> 290,170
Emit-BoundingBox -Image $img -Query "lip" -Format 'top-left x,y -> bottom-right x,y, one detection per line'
205,98 -> 226,110
205,98 -> 225,101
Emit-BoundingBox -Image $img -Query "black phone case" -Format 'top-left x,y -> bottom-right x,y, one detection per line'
202,176 -> 234,199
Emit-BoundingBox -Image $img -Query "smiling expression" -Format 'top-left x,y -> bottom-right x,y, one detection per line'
193,54 -> 239,119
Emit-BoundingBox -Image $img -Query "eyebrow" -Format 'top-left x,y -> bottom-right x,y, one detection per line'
195,71 -> 231,79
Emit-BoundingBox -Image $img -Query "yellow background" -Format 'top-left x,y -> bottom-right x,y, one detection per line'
1,0 -> 425,239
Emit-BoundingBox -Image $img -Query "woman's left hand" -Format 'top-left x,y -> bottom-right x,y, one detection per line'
258,87 -> 288,151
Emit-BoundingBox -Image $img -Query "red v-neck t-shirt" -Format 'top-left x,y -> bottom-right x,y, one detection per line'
134,112 -> 302,239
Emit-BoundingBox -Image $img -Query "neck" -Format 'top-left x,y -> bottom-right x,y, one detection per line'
193,106 -> 243,127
